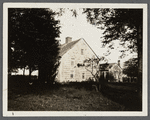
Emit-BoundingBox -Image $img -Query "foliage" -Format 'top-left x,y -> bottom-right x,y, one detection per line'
108,72 -> 115,82
83,9 -> 142,53
82,56 -> 107,91
83,57 -> 106,81
56,8 -> 78,17
83,8 -> 143,92
8,8 -> 61,82
123,58 -> 138,78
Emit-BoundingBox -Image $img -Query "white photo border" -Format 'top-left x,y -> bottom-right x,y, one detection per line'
3,3 -> 148,116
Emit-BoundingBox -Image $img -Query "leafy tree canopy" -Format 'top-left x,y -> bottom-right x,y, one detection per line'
83,9 -> 142,54
8,8 -> 61,82
83,8 -> 142,92
123,58 -> 138,78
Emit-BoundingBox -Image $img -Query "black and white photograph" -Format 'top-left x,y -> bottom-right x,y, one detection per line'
3,3 -> 148,116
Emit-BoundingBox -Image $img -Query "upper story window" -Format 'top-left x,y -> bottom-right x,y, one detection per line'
71,61 -> 74,66
81,49 -> 84,55
71,58 -> 75,66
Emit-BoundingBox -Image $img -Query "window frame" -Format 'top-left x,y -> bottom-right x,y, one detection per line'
81,49 -> 84,55
70,70 -> 74,79
71,58 -> 75,67
70,74 -> 74,78
82,73 -> 85,79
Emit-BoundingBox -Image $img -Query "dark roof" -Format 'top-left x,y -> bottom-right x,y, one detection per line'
59,39 -> 80,57
99,63 -> 117,71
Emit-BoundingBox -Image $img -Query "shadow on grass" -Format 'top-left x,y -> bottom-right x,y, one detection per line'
8,76 -> 141,111
101,83 -> 142,111
8,75 -> 61,99
8,75 -> 96,99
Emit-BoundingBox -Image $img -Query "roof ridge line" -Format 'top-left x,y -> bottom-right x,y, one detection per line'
59,39 -> 81,56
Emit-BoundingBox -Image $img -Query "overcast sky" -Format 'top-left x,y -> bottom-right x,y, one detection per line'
54,8 -> 137,65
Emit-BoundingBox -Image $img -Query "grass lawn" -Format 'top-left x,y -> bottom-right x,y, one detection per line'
8,76 -> 141,111
8,86 -> 125,111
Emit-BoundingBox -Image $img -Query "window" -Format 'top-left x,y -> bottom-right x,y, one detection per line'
82,73 -> 85,79
71,58 -> 75,66
70,70 -> 74,79
81,49 -> 84,55
71,61 -> 74,66
70,74 -> 73,78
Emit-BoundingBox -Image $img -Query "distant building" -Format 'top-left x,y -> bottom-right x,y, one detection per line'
57,37 -> 98,83
99,60 -> 123,82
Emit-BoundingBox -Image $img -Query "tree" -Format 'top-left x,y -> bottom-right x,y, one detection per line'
83,56 -> 107,91
8,8 -> 61,83
83,9 -> 143,92
123,58 -> 138,82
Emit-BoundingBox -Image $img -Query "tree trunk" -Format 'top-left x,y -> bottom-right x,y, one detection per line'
38,65 -> 47,83
29,67 -> 32,82
137,25 -> 142,94
38,65 -> 43,81
138,46 -> 142,93
98,71 -> 106,91
23,67 -> 25,76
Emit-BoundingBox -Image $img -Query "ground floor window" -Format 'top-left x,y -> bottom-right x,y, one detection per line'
70,70 -> 74,79
82,73 -> 85,79
70,74 -> 73,78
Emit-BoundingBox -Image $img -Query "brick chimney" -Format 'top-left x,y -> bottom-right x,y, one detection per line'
65,37 -> 72,44
118,60 -> 120,67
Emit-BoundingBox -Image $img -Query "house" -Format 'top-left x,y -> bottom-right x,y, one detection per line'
99,60 -> 123,82
56,37 -> 98,83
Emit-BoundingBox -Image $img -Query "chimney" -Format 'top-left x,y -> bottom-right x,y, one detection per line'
118,60 -> 120,67
65,37 -> 72,44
